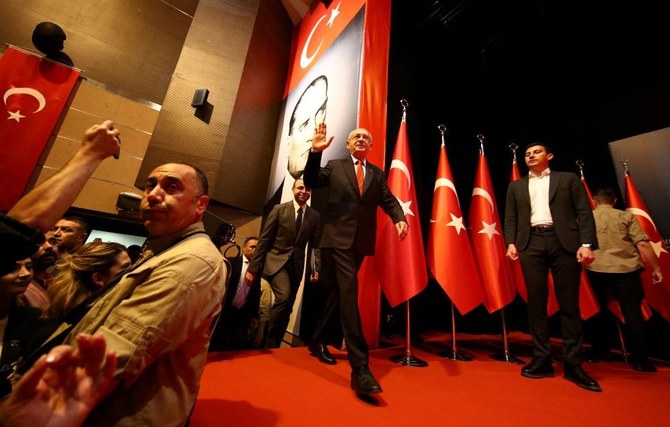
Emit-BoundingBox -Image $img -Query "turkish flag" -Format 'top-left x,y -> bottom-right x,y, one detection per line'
374,118 -> 428,307
469,152 -> 516,313
624,174 -> 670,321
427,141 -> 482,315
0,46 -> 80,211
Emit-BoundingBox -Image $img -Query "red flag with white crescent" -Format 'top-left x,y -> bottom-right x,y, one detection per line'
427,142 -> 483,315
469,151 -> 516,313
624,174 -> 670,321
374,118 -> 428,307
0,46 -> 80,210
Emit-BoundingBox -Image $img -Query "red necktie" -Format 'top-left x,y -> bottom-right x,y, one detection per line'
356,160 -> 364,195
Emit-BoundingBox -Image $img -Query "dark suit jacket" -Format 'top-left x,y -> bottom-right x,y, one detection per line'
504,170 -> 598,252
303,151 -> 405,255
248,201 -> 321,279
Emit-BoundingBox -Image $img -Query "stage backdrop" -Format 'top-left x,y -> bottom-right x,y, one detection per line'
264,0 -> 391,347
609,127 -> 670,240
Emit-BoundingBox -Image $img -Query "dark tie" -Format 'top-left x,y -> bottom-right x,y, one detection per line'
295,207 -> 303,233
356,160 -> 364,195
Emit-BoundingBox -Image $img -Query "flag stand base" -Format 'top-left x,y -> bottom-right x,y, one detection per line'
390,354 -> 429,367
489,352 -> 525,365
439,350 -> 474,361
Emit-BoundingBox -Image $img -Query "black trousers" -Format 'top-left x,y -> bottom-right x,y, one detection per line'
519,231 -> 583,365
310,247 -> 369,368
585,269 -> 647,359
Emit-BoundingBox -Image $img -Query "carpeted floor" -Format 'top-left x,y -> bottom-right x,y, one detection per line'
191,332 -> 669,426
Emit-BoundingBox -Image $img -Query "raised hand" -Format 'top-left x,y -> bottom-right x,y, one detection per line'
1,334 -> 117,427
312,122 -> 334,152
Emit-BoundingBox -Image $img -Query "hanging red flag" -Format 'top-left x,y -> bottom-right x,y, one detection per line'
427,139 -> 483,315
624,173 -> 670,321
0,46 -> 80,210
469,150 -> 516,313
374,115 -> 428,307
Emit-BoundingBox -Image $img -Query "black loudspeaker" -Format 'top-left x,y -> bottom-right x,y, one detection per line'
191,88 -> 209,108
201,210 -> 235,247
116,192 -> 142,217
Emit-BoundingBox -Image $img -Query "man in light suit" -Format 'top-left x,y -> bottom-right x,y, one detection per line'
246,178 -> 321,348
303,123 -> 408,395
504,143 -> 601,392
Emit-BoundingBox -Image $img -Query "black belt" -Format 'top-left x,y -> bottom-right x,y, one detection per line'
530,224 -> 555,233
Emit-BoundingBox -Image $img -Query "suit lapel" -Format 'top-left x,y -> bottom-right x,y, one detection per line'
343,157 -> 360,195
522,175 -> 531,206
363,162 -> 373,195
548,172 -> 559,202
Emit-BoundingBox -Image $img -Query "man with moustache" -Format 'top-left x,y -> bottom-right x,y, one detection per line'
48,216 -> 90,254
39,162 -> 227,426
20,236 -> 59,308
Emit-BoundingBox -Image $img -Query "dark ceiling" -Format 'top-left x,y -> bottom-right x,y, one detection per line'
386,0 -> 670,204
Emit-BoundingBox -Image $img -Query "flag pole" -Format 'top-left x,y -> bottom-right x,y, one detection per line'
489,307 -> 525,364
474,134 -> 522,364
390,301 -> 428,367
438,302 -> 475,361
387,99 -> 428,367
432,125 -> 474,361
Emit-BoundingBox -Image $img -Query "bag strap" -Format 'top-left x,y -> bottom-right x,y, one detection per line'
16,230 -> 208,375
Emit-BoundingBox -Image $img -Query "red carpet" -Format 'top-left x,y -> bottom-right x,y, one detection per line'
191,332 -> 669,426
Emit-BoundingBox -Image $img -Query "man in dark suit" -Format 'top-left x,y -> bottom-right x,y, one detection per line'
303,123 -> 408,395
209,237 -> 260,352
246,178 -> 321,348
504,143 -> 601,392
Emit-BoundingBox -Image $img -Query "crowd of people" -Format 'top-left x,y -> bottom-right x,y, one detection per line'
0,118 -> 664,426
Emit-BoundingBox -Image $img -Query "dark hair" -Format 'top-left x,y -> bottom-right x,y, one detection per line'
61,216 -> 91,234
243,236 -> 259,246
524,142 -> 553,154
594,187 -> 617,204
174,162 -> 209,196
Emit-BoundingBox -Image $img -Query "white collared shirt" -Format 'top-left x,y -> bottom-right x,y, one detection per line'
528,168 -> 553,226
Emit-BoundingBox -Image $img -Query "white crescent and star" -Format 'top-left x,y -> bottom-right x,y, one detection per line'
430,176 -> 465,234
472,187 -> 500,239
626,207 -> 657,231
4,87 -> 47,123
472,187 -> 495,214
390,159 -> 415,217
300,2 -> 341,69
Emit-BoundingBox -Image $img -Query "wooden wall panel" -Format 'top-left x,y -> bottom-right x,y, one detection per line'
0,0 -> 197,105
139,0 -> 293,214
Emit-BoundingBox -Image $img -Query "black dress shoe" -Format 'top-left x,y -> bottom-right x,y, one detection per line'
521,357 -> 555,379
564,364 -> 602,392
351,365 -> 382,394
632,358 -> 657,373
308,344 -> 336,365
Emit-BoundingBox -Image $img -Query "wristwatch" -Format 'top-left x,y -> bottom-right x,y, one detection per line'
581,243 -> 592,248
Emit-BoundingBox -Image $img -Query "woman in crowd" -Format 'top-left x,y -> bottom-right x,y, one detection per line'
0,257 -> 42,397
45,241 -> 131,320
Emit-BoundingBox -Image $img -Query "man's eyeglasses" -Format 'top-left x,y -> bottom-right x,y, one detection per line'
349,133 -> 371,142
